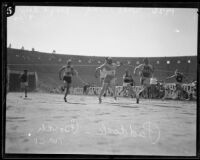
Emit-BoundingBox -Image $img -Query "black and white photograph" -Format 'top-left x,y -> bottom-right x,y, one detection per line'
4,3 -> 198,157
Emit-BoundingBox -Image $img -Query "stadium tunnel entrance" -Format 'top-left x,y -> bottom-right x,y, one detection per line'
8,69 -> 38,92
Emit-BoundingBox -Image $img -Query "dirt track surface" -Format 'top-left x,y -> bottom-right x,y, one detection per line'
6,93 -> 196,155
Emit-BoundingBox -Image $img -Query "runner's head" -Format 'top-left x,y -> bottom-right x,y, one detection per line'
143,58 -> 149,65
24,69 -> 28,74
105,57 -> 112,64
67,59 -> 72,66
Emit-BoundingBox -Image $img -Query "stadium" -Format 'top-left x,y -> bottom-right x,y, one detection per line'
6,47 -> 197,155
7,48 -> 197,96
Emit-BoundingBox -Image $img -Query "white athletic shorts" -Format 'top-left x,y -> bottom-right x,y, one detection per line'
123,82 -> 132,87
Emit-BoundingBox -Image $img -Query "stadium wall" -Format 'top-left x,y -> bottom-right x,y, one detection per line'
7,48 -> 197,91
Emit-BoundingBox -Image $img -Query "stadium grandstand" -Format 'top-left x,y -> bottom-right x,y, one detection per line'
7,48 -> 197,94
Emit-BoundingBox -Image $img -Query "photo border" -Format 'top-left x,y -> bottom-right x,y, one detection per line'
1,1 -> 199,159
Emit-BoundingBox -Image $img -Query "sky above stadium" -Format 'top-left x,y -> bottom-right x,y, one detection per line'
7,6 -> 198,57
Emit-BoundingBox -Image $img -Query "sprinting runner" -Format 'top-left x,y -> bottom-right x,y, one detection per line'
59,60 -> 78,102
119,69 -> 136,98
100,62 -> 109,97
191,80 -> 197,100
95,57 -> 123,104
133,58 -> 154,103
186,80 -> 197,101
99,62 -> 113,97
165,69 -> 188,100
19,69 -> 29,98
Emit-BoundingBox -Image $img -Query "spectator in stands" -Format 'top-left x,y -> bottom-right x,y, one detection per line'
187,80 -> 197,100
19,70 -> 28,98
119,69 -> 136,98
83,83 -> 90,95
156,81 -> 165,99
165,69 -> 188,100
59,59 -> 78,102
150,75 -> 158,99
192,80 -> 197,100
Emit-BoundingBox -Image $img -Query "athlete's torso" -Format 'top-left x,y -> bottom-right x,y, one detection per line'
175,73 -> 183,83
104,64 -> 116,76
20,74 -> 28,82
141,64 -> 152,78
64,65 -> 74,77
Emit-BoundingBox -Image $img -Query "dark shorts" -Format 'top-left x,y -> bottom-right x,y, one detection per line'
140,77 -> 150,86
63,76 -> 72,84
142,73 -> 150,78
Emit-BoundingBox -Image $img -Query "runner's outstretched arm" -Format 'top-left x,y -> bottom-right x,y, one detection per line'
133,64 -> 142,75
165,74 -> 175,80
59,66 -> 65,80
95,64 -> 105,78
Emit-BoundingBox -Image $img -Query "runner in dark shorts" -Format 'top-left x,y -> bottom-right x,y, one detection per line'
119,70 -> 136,98
59,60 -> 78,102
134,58 -> 154,103
165,69 -> 188,100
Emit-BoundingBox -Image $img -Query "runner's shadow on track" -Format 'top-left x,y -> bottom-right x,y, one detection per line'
105,102 -> 140,108
67,102 -> 87,105
23,98 -> 32,100
105,102 -> 135,105
149,104 -> 183,108
118,105 -> 140,109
